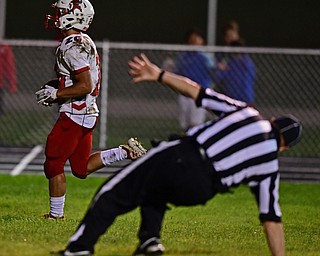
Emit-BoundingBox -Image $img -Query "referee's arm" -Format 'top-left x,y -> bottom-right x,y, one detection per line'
250,174 -> 285,256
128,53 -> 201,100
264,221 -> 285,256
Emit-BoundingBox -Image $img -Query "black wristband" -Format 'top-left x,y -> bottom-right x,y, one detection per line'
157,70 -> 165,83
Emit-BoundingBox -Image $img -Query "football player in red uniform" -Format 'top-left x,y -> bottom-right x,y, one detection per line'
36,0 -> 146,220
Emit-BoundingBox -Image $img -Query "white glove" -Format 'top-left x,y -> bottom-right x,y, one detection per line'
35,85 -> 58,104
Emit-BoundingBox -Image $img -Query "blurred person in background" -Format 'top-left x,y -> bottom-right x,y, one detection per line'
222,20 -> 244,46
215,21 -> 256,105
0,44 -> 17,115
173,27 -> 215,131
35,0 -> 146,220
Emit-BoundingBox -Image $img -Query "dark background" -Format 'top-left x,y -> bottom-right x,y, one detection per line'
5,0 -> 320,48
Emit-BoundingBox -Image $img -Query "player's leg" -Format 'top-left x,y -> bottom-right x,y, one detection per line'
45,173 -> 66,219
68,129 -> 142,177
86,147 -> 127,175
68,127 -> 95,178
68,125 -> 128,177
85,138 -> 148,176
44,113 -> 85,218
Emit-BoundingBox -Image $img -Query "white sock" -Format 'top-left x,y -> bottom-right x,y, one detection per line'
100,147 -> 127,165
50,195 -> 65,217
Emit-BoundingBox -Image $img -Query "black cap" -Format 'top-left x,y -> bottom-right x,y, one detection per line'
273,115 -> 302,147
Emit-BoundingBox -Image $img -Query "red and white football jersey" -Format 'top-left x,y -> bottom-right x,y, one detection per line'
55,33 -> 101,128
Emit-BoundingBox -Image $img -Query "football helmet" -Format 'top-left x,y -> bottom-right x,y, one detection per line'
45,0 -> 94,31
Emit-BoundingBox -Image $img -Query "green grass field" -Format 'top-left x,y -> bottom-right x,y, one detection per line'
0,174 -> 319,256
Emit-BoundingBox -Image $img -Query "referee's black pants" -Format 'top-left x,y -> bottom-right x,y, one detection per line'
67,139 -> 217,253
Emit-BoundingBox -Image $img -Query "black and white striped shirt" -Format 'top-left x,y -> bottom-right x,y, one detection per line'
187,88 -> 281,222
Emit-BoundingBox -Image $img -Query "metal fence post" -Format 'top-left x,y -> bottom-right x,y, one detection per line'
99,40 -> 110,149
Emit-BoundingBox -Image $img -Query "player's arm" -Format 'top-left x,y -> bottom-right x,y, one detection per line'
35,69 -> 93,105
263,221 -> 285,256
56,69 -> 93,98
128,53 -> 201,100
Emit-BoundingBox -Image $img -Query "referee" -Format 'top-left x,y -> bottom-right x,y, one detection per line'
57,54 -> 302,256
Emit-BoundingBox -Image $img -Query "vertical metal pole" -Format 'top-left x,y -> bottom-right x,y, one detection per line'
207,0 -> 218,45
99,41 -> 110,149
0,0 -> 6,39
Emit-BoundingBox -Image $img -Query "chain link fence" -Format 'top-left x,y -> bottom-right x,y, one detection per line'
0,40 -> 319,158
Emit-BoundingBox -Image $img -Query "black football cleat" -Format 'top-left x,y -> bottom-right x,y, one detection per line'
50,249 -> 92,256
133,237 -> 165,255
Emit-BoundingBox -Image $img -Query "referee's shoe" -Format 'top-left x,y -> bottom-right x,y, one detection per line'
133,237 -> 165,255
51,249 -> 92,255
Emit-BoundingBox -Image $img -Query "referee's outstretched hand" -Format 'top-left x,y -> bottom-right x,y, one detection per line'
128,53 -> 161,83
128,53 -> 201,100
